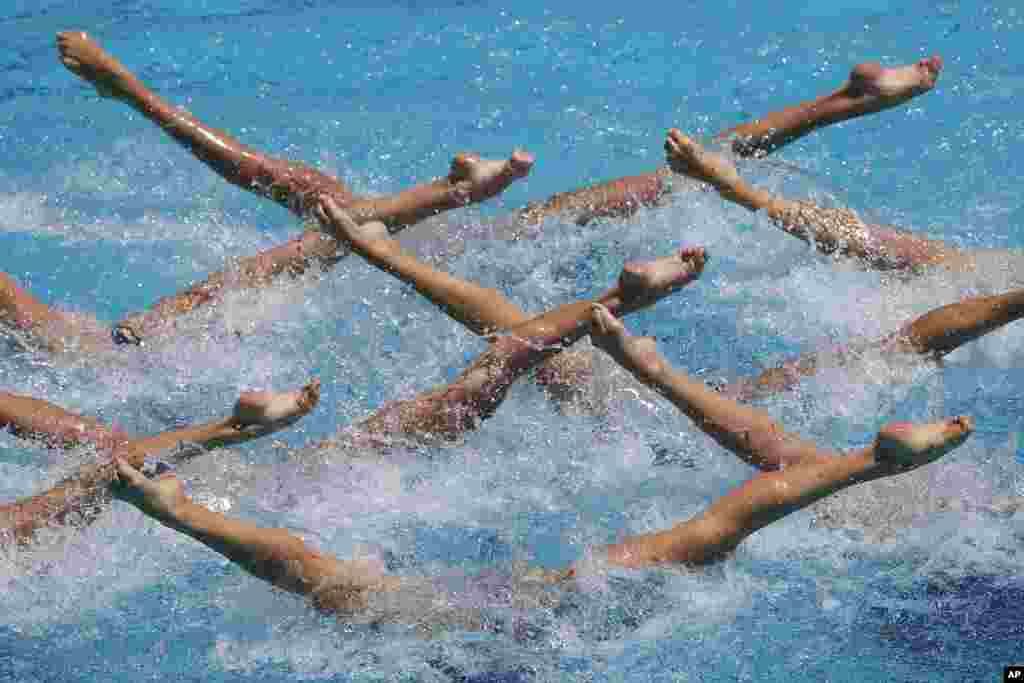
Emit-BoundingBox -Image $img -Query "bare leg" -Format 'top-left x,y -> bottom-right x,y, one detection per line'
587,309 -> 973,567
0,381 -> 318,545
56,32 -> 532,229
316,198 -> 531,336
354,248 -> 705,441
516,58 -> 942,226
112,231 -> 344,344
119,379 -> 321,464
891,288 -> 1024,357
590,305 -> 828,471
0,390 -> 130,452
717,57 -> 943,157
665,129 -> 960,271
0,272 -> 111,353
114,460 -> 400,614
726,288 -> 1024,400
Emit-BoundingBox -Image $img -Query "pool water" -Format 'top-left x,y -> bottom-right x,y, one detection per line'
2,1 -> 1023,681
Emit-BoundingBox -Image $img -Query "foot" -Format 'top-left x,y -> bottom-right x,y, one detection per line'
589,303 -> 664,374
314,195 -> 390,250
112,458 -> 188,523
232,379 -> 321,434
843,56 -> 943,111
873,416 -> 973,474
618,246 -> 706,308
665,129 -> 742,192
448,151 -> 535,204
56,31 -> 138,101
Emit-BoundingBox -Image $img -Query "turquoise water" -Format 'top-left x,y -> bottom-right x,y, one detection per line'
2,1 -> 1024,680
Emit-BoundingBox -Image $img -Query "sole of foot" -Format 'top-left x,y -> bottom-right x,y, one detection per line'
235,379 -> 321,431
875,415 -> 973,471
450,151 -> 535,204
619,246 -> 706,300
847,56 -> 943,106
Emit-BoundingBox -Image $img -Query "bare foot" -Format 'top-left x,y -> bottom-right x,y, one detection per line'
56,31 -> 139,101
314,195 -> 390,250
844,56 -> 943,111
874,416 -> 973,473
233,379 -> 321,434
619,246 -> 706,307
112,458 -> 188,522
664,129 -> 742,192
589,303 -> 664,374
449,151 -> 535,204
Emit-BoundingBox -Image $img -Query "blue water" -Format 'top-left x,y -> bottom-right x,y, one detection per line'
2,1 -> 1024,681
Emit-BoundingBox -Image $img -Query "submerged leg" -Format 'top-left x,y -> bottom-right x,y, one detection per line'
355,248 -> 705,441
516,58 -> 942,226
587,310 -> 973,568
664,129 -> 959,271
0,391 -> 130,452
112,231 -> 344,344
0,381 -> 319,546
890,288 -> 1024,357
57,32 -> 532,230
724,288 -> 1024,401
0,272 -> 111,353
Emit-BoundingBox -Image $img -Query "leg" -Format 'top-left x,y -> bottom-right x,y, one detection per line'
664,129 -> 960,271
0,390 -> 130,452
316,198 -> 531,336
0,381 -> 318,545
724,288 -> 1024,401
112,231 -> 344,343
587,309 -> 973,567
716,57 -> 943,157
589,305 -> 830,471
113,460 -> 398,614
0,272 -> 111,353
354,248 -> 705,441
890,288 -> 1024,357
118,379 -> 321,466
515,58 -> 942,226
57,32 -> 532,229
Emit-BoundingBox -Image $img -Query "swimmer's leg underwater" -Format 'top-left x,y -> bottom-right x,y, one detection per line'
0,381 -> 319,545
0,272 -> 113,353
721,287 -> 1024,400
